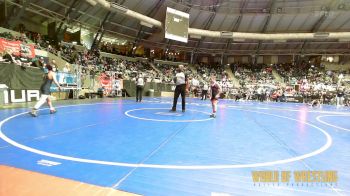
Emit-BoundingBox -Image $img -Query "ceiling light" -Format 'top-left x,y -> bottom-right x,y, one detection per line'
85,0 -> 97,6
221,31 -> 233,38
190,35 -> 201,39
140,21 -> 153,28
110,2 -> 128,13
313,32 -> 330,38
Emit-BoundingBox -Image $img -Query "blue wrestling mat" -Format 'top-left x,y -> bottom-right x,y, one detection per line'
0,98 -> 349,195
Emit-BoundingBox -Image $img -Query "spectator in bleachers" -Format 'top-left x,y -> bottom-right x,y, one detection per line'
3,29 -> 349,106
2,49 -> 23,66
63,63 -> 71,73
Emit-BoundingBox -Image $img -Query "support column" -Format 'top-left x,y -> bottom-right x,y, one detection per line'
90,11 -> 111,51
9,0 -> 31,29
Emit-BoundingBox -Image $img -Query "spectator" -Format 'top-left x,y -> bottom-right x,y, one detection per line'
63,63 -> 70,73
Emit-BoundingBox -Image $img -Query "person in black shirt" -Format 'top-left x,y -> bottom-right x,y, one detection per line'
170,65 -> 189,112
30,64 -> 61,117
336,87 -> 345,107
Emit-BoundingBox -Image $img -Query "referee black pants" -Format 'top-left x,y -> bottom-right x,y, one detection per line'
172,84 -> 186,111
201,90 -> 208,100
136,85 -> 144,102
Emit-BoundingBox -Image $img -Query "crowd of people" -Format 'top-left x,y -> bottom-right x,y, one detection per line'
224,62 -> 350,107
230,64 -> 277,100
1,28 -> 350,107
274,62 -> 350,106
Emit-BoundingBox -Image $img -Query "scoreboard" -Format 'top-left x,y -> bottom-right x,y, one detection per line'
165,7 -> 190,43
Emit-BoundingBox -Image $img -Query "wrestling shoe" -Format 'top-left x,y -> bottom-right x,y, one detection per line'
30,109 -> 38,117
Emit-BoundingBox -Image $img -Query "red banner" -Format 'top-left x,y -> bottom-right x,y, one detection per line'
98,73 -> 113,94
0,38 -> 36,58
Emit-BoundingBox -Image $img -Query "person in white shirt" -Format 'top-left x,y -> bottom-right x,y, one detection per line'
51,60 -> 57,72
338,73 -> 344,86
201,83 -> 209,100
136,73 -> 145,102
170,64 -> 189,112
63,63 -> 70,73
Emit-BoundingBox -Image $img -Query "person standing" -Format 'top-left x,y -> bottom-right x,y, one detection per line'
336,87 -> 344,107
338,73 -> 344,86
63,63 -> 70,73
209,76 -> 221,118
51,60 -> 57,71
136,73 -> 144,102
30,64 -> 61,117
201,82 -> 209,100
170,64 -> 189,112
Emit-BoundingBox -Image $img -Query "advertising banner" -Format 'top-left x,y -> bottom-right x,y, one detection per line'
98,72 -> 113,94
0,38 -> 36,58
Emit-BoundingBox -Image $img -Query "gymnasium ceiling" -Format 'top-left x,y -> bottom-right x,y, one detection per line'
6,0 -> 350,55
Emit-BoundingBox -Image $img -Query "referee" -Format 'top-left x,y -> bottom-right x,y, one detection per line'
170,64 -> 189,112
135,73 -> 144,102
